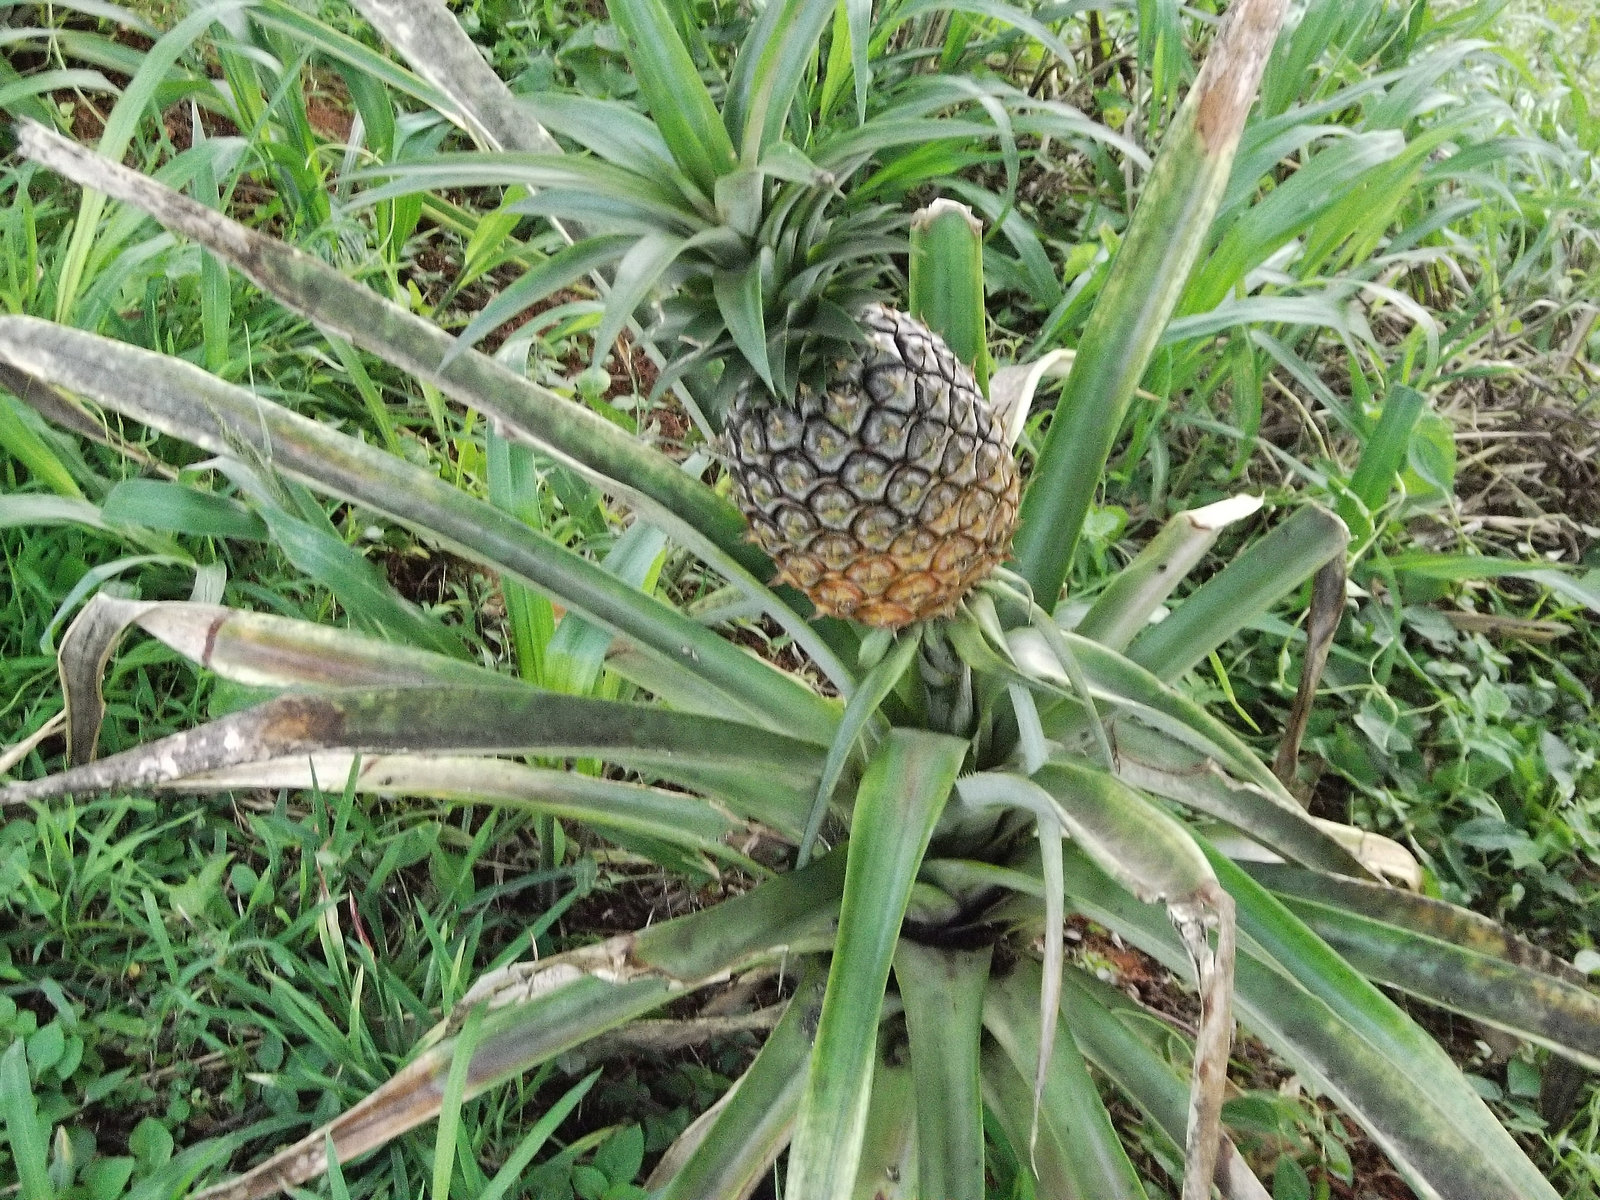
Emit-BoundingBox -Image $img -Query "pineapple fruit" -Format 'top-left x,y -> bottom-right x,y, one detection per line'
725,304 -> 1019,627
469,0 -> 1028,626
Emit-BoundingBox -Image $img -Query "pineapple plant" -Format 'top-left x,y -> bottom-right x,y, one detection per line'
351,0 -> 1047,626
3,0 -> 1599,1198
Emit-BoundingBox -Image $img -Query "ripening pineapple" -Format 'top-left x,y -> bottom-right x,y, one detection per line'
475,0 -> 1024,626
725,305 -> 1018,627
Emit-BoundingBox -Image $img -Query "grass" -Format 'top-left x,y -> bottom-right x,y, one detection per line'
1,0 -> 1598,1195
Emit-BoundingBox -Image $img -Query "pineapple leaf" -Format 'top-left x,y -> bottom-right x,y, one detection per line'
0,681 -> 826,810
880,0 -> 1078,68
1074,495 -> 1266,652
1014,0 -> 1291,603
607,0 -> 737,191
909,199 -> 989,388
1057,967 -> 1272,1200
653,968 -> 825,1198
895,942 -> 990,1200
724,0 -> 836,162
0,316 -> 838,743
816,116 -> 1002,173
350,154 -> 706,232
343,0 -> 561,154
844,0 -> 872,124
1249,864 -> 1600,1070
10,120 -> 763,576
711,168 -> 764,237
592,232 -> 691,371
984,964 -> 1151,1200
1126,505 -> 1348,681
787,730 -> 967,1195
753,140 -> 831,185
1060,844 -> 1563,1200
712,257 -> 775,393
137,754 -> 760,867
796,626 -> 923,869
518,93 -> 677,175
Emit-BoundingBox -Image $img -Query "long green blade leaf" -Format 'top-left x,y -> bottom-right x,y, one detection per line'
1250,865 -> 1600,1070
1127,505 -> 1349,681
1056,843 -> 1561,1200
895,941 -> 989,1200
12,122 -> 763,581
1014,0 -> 1291,604
608,0 -> 737,188
0,317 -> 837,743
787,730 -> 968,1196
654,969 -> 824,1199
0,685 -> 823,810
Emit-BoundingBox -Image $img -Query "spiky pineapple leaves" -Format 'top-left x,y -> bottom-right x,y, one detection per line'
8,121 -> 769,579
1015,0 -> 1295,604
786,731 -> 967,1196
187,855 -> 851,1200
962,766 -> 1236,1200
607,0 -> 736,190
894,941 -> 990,1199
0,306 -> 837,745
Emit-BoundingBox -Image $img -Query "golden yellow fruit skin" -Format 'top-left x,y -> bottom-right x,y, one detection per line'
725,305 -> 1020,629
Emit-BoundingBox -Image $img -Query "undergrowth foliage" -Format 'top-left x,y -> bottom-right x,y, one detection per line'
1,0 -> 1598,1197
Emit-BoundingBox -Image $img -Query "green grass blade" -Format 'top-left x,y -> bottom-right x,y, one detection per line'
0,68 -> 116,120
1338,384 -> 1426,540
787,730 -> 968,1196
100,479 -> 266,541
1013,0 -> 1291,604
485,431 -> 557,686
53,0 -> 235,323
479,1071 -> 600,1200
1,1040 -> 53,1200
432,1004 -> 483,1200
0,393 -> 83,498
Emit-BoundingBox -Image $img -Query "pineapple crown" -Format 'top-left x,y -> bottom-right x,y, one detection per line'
367,0 -> 1091,422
